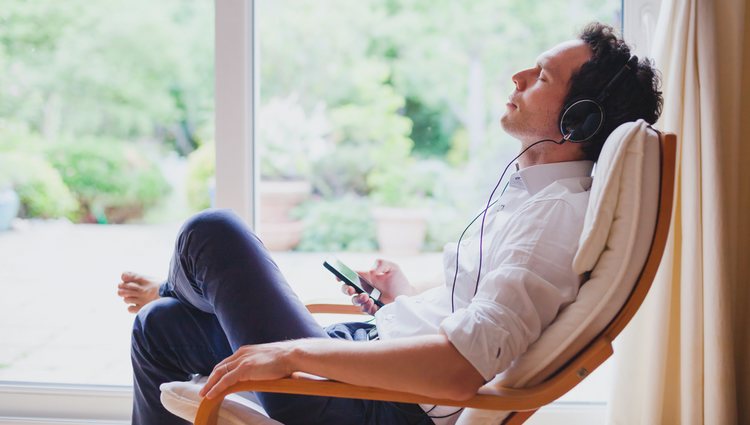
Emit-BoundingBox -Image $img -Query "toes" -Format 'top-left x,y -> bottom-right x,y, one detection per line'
121,271 -> 151,284
118,285 -> 139,300
121,271 -> 138,281
118,284 -> 140,294
119,282 -> 143,291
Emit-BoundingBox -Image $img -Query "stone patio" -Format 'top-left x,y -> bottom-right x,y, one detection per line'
0,219 -> 611,402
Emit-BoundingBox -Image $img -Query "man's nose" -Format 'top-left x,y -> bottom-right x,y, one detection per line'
511,71 -> 525,91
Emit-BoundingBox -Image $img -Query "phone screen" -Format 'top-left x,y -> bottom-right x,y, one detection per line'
323,258 -> 384,307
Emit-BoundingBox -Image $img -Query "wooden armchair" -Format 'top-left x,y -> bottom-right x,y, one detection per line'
187,128 -> 676,425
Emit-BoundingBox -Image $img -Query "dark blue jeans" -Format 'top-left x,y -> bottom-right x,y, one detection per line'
131,209 -> 433,425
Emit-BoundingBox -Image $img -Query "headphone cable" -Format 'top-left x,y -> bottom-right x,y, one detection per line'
451,137 -> 564,312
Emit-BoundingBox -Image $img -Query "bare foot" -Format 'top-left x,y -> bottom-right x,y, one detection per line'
117,271 -> 162,313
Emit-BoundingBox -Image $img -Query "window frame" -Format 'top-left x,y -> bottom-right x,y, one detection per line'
0,0 -> 661,422
623,0 -> 662,57
214,0 -> 258,228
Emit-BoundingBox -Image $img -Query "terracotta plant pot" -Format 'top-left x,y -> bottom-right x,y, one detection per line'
258,180 -> 311,251
373,207 -> 427,255
0,188 -> 20,231
104,204 -> 145,224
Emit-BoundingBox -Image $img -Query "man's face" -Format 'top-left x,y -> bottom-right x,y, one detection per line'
501,40 -> 592,145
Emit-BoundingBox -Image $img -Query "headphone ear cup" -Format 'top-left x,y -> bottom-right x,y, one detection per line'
579,112 -> 603,141
559,99 -> 604,142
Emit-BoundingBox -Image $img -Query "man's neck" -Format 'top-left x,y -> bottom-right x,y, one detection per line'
517,139 -> 584,168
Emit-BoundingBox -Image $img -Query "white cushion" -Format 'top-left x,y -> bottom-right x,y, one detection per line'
160,375 -> 282,425
456,120 -> 661,425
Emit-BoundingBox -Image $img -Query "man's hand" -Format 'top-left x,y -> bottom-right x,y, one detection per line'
199,341 -> 297,399
342,259 -> 416,314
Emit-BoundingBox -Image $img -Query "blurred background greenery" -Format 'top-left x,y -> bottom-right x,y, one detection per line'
0,0 -> 619,250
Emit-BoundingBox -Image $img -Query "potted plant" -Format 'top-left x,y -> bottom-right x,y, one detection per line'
367,145 -> 434,255
0,152 -> 80,223
257,96 -> 330,250
257,180 -> 310,251
0,182 -> 20,231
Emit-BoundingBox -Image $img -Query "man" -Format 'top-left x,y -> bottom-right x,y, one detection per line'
119,23 -> 662,425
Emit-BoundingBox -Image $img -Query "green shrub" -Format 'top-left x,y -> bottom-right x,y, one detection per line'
0,121 -> 45,153
292,197 -> 377,252
185,141 -> 215,211
0,152 -> 79,219
310,144 -> 373,198
367,158 -> 438,208
44,140 -> 170,223
259,96 -> 330,180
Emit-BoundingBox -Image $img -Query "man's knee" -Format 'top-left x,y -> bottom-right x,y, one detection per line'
132,297 -> 183,351
177,209 -> 260,250
181,209 -> 242,237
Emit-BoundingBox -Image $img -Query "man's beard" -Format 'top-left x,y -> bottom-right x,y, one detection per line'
501,110 -> 560,143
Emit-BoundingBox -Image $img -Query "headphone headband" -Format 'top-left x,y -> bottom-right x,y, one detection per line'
596,56 -> 639,103
560,55 -> 638,143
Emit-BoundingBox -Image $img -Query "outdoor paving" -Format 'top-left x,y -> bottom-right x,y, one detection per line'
0,219 -> 443,386
0,219 -> 611,402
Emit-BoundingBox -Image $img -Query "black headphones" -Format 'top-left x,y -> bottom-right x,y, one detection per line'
559,55 -> 639,143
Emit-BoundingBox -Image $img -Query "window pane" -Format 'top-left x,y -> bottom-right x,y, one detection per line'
257,0 -> 622,257
256,0 -> 621,405
0,0 -> 213,385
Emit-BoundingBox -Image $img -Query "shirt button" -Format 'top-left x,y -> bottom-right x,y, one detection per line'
386,314 -> 395,321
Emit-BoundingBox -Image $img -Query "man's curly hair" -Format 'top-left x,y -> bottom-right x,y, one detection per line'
563,23 -> 664,161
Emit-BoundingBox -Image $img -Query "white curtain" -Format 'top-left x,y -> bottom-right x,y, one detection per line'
606,0 -> 750,424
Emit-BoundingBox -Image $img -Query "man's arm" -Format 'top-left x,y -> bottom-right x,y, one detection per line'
200,334 -> 485,401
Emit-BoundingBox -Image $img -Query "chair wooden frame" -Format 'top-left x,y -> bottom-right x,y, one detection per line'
194,133 -> 676,425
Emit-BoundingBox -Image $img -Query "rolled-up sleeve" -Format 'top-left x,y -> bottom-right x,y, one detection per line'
439,198 -> 584,380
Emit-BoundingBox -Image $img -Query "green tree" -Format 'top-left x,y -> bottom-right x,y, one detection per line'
0,0 -> 213,153
373,0 -> 620,161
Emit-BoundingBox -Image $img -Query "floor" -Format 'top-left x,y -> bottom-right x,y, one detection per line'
0,219 -> 444,386
0,219 -> 611,402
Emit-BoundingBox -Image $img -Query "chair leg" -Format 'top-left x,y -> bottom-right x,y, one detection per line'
502,409 -> 538,425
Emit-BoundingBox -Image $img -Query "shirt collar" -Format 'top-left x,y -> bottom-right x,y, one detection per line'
509,160 -> 594,195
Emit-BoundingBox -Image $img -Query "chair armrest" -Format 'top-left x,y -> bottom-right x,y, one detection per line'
305,303 -> 365,315
193,378 -> 558,425
193,337 -> 613,425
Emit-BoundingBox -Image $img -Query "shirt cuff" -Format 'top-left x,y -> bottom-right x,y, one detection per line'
440,306 -> 518,382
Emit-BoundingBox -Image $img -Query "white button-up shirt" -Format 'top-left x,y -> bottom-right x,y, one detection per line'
375,160 -> 593,424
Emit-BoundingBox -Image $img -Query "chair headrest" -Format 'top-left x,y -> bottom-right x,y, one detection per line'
573,120 -> 659,274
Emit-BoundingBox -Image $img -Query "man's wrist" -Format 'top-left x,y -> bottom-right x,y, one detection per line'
285,339 -> 310,375
394,284 -> 418,299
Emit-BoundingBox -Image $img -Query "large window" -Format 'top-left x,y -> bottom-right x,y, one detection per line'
254,1 -> 623,261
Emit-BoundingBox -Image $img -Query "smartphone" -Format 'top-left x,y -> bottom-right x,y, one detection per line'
323,258 -> 384,308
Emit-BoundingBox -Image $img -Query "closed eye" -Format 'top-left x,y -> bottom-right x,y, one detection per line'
533,65 -> 547,82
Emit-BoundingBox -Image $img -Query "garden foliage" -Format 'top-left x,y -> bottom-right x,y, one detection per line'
1,0 -> 619,243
